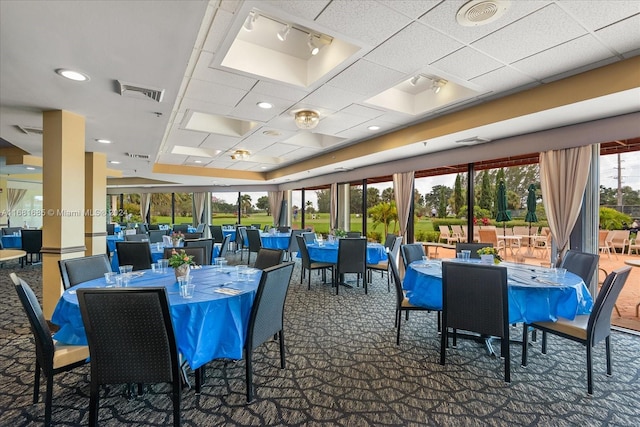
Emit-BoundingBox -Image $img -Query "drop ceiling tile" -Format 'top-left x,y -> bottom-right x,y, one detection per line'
511,34 -> 614,80
316,0 -> 412,46
282,146 -> 323,158
260,142 -> 300,157
157,153 -> 187,164
374,110 -> 415,125
202,8 -> 235,53
340,104 -> 386,119
326,59 -> 405,97
595,14 -> 640,55
184,78 -> 248,106
472,4 -> 587,64
313,111 -> 369,134
193,52 -> 257,90
557,0 -> 640,30
231,92 -> 292,122
301,85 -> 365,111
199,134 -> 240,151
431,47 -> 504,81
165,127 -> 208,148
420,0 -> 550,44
365,22 -> 463,73
469,66 -> 538,93
178,99 -> 234,117
378,0 -> 442,19
251,81 -> 310,103
262,0 -> 331,21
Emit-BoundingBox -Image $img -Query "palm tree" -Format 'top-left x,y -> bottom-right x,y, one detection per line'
240,194 -> 252,216
369,201 -> 398,237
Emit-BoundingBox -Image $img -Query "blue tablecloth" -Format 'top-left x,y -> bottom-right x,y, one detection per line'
106,235 -> 123,252
1,235 -> 21,249
51,265 -> 262,369
260,232 -> 290,250
403,260 -> 594,324
302,242 -> 387,264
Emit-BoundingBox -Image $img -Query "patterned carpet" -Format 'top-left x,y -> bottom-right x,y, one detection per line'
1,254 -> 640,426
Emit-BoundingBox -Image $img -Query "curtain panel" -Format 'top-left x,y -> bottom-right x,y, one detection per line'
268,191 -> 284,226
6,188 -> 28,227
330,183 -> 337,230
539,146 -> 592,262
140,193 -> 152,223
193,192 -> 207,224
393,171 -> 414,241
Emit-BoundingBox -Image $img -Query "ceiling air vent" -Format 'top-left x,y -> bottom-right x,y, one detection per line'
117,80 -> 164,102
16,125 -> 43,135
455,136 -> 491,145
126,152 -> 150,160
456,0 -> 510,27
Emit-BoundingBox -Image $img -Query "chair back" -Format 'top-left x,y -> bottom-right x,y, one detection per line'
389,236 -> 403,267
184,238 -> 213,265
148,229 -> 167,243
253,248 -> 284,270
11,274 -> 55,375
384,233 -> 397,250
287,229 -> 303,256
59,254 -> 112,290
237,226 -> 248,247
21,229 -> 42,253
245,262 -> 295,353
172,224 -> 189,233
137,223 -> 148,234
106,224 -> 115,235
277,226 -> 290,233
184,232 -> 203,240
438,225 -> 451,237
400,243 -> 425,268
588,266 -> 631,346
296,235 -> 312,268
246,228 -> 263,253
148,224 -> 160,230
196,223 -> 206,233
302,232 -> 316,243
163,246 -> 206,266
115,241 -> 152,271
219,234 -> 231,257
125,233 -> 149,242
2,226 -> 22,235
77,287 -> 180,386
346,231 -> 362,238
560,250 -> 599,284
251,224 -> 261,230
337,238 -> 367,275
455,242 -> 493,259
388,254 -> 404,310
441,262 -> 509,339
210,225 -> 224,243
478,229 -> 499,246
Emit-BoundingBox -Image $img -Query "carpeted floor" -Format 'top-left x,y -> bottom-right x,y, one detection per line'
1,254 -> 640,426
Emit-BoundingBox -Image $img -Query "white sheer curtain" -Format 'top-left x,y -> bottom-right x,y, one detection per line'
393,171 -> 414,241
193,192 -> 207,224
539,146 -> 592,262
268,191 -> 284,226
7,188 -> 27,227
140,193 -> 151,223
330,183 -> 337,230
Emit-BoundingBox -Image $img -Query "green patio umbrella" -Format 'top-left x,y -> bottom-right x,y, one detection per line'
495,180 -> 511,235
525,184 -> 538,235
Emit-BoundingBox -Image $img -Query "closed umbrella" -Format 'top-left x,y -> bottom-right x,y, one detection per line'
525,184 -> 538,256
495,180 -> 511,236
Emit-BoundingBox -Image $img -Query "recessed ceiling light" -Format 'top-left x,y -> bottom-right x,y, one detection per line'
95,139 -> 111,144
109,160 -> 121,164
55,68 -> 89,82
261,166 -> 267,169
194,160 -> 202,164
257,101 -> 273,109
26,166 -> 36,170
367,125 -> 380,131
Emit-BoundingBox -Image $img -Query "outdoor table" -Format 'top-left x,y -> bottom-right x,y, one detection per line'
51,265 -> 261,370
260,232 -> 290,250
303,241 -> 387,265
403,259 -> 593,324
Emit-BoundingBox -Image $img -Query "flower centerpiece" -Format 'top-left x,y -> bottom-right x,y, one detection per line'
168,249 -> 194,279
170,231 -> 184,247
477,246 -> 502,264
332,228 -> 347,238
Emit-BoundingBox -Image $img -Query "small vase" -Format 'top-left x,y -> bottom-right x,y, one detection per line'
174,264 -> 190,281
172,238 -> 182,247
480,254 -> 494,265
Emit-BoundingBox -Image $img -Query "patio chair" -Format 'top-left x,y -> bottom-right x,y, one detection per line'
184,238 -> 213,265
116,241 -> 152,271
209,225 -> 224,244
559,250 -> 599,286
455,242 -> 493,259
335,238 -> 367,295
441,262 -> 511,383
400,243 -> 425,269
598,230 -> 614,259
163,246 -> 206,266
629,236 -> 640,255
522,266 -> 631,395
148,229 -> 168,243
11,273 -> 89,427
438,225 -> 458,244
21,229 -> 43,265
253,248 -> 284,270
608,230 -> 630,255
124,233 -> 149,242
77,287 -> 181,426
296,235 -> 333,290
367,236 -> 402,292
246,228 -> 263,265
478,229 -> 506,258
285,229 -> 304,261
218,234 -> 231,258
172,224 -> 189,233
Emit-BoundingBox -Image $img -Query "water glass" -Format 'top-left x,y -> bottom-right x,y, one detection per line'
158,259 -> 169,273
115,274 -> 124,288
151,263 -> 159,273
461,250 -> 471,260
119,265 -> 133,274
104,272 -> 117,284
555,268 -> 567,279
214,257 -> 227,267
236,265 -> 249,281
456,252 -> 465,260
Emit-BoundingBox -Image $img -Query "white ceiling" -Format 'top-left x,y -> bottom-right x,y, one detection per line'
1,0 -> 639,188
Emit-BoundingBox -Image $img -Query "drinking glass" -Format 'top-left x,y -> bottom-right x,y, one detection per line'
115,274 -> 124,288
461,250 -> 471,260
119,265 -> 133,274
422,255 -> 429,263
104,272 -> 117,284
158,259 -> 169,273
236,265 -> 249,281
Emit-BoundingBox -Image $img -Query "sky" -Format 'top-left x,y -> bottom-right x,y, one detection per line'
214,152 -> 639,210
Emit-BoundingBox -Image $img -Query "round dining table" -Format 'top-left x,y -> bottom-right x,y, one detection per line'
51,265 -> 262,370
302,241 -> 388,264
403,259 -> 593,324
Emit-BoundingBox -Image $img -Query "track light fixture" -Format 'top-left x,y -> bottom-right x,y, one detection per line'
431,79 -> 447,93
243,12 -> 256,31
409,75 -> 420,86
277,24 -> 291,41
307,35 -> 320,55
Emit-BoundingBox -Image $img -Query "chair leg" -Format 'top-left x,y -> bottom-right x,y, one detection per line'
541,331 -> 547,354
279,330 -> 286,369
89,382 -> 100,427
439,327 -> 447,365
396,309 -> 402,345
245,349 -> 254,402
33,361 -> 41,403
502,333 -> 510,383
605,336 -> 612,376
44,373 -> 53,427
521,324 -> 529,367
587,344 -> 593,395
172,382 -> 181,427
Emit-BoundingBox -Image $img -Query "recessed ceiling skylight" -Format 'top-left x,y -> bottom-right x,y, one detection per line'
55,68 -> 89,82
